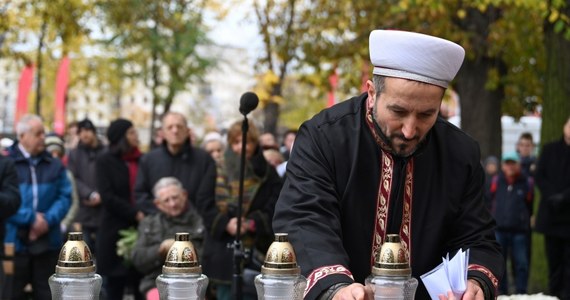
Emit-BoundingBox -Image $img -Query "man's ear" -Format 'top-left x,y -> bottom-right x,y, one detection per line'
153,198 -> 160,206
365,80 -> 375,110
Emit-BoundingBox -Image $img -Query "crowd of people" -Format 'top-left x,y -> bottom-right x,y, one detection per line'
0,112 -> 295,300
0,28 -> 569,300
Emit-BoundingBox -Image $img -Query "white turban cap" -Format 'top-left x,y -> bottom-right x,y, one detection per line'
369,30 -> 465,88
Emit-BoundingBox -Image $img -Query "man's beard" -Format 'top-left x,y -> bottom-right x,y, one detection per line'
372,106 -> 424,158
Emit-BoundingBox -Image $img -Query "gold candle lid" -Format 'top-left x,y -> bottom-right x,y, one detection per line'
162,233 -> 202,274
55,232 -> 96,274
261,233 -> 301,276
371,234 -> 411,277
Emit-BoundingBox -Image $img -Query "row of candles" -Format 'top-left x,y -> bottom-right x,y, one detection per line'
48,232 -> 418,300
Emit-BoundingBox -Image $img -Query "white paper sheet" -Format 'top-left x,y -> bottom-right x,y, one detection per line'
420,249 -> 470,300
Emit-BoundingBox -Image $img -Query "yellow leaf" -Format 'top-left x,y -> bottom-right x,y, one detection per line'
457,9 -> 467,19
549,9 -> 559,23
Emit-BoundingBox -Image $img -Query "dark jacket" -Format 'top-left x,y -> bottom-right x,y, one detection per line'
273,93 -> 504,300
490,173 -> 534,232
134,141 -> 217,231
95,150 -> 140,276
68,141 -> 105,228
6,144 -> 71,253
0,155 -> 21,257
132,208 -> 204,293
202,147 -> 283,283
535,138 -> 570,237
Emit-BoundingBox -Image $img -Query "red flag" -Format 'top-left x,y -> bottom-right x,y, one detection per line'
54,56 -> 70,135
327,69 -> 339,108
15,64 -> 35,127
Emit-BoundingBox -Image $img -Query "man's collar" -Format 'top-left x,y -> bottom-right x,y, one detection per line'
17,143 -> 32,159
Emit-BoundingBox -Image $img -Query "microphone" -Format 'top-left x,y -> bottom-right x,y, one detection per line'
239,92 -> 259,115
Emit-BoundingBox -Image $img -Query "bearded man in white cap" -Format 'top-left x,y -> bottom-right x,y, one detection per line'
273,30 -> 503,300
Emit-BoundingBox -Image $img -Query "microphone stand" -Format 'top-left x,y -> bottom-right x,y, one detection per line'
231,115 -> 249,300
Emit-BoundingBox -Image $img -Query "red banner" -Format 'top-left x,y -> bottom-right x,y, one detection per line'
54,56 -> 70,135
15,64 -> 35,127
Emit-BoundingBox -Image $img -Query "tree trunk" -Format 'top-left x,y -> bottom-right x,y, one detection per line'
455,57 -> 503,160
149,47 -> 160,146
541,1 -> 570,147
263,82 -> 282,135
35,17 -> 47,116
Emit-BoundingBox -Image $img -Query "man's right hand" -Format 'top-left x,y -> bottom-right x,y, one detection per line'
332,283 -> 374,300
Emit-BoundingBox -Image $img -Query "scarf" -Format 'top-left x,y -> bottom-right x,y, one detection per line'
223,148 -> 264,216
122,147 -> 141,205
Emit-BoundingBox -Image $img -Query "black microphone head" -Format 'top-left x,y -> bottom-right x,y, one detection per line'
239,92 -> 259,115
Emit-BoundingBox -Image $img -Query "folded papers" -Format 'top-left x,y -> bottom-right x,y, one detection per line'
420,249 -> 469,300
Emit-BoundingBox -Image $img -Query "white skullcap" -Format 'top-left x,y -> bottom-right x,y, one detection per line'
369,30 -> 465,88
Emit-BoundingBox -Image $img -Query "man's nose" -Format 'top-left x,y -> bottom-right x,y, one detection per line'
401,118 -> 417,139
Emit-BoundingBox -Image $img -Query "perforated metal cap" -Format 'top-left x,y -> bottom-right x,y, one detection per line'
371,234 -> 411,277
261,233 -> 301,276
162,233 -> 202,274
55,232 -> 96,274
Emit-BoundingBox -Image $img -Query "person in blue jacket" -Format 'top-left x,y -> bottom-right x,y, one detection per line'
5,114 -> 71,300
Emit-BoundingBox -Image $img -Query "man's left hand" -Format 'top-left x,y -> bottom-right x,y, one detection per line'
438,279 -> 483,300
29,213 -> 49,241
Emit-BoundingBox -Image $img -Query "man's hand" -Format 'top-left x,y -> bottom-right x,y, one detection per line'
84,192 -> 101,207
438,279 -> 483,300
332,283 -> 374,300
226,217 -> 247,236
29,212 -> 49,241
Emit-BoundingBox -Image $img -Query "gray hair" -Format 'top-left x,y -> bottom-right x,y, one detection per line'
372,75 -> 386,97
16,114 -> 43,136
152,177 -> 184,198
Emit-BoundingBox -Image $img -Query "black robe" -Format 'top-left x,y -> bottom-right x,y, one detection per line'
273,93 -> 504,300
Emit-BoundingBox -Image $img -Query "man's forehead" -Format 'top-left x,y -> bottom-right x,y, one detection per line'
163,114 -> 186,126
158,185 -> 183,194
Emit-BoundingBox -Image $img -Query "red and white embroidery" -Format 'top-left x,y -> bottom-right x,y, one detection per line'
370,150 -> 414,266
468,264 -> 499,293
305,264 -> 354,298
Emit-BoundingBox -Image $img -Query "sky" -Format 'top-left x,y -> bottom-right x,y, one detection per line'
205,1 -> 262,64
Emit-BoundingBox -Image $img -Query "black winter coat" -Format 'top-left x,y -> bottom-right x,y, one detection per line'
535,138 -> 570,237
95,150 -> 140,276
68,141 -> 105,229
0,155 -> 21,257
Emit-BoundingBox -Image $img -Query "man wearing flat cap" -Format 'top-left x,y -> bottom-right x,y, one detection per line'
273,30 -> 503,300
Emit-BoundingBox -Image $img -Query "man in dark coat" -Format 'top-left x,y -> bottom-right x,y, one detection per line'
534,116 -> 570,300
67,118 -> 105,252
0,154 -> 21,298
134,112 -> 217,231
273,30 -> 503,300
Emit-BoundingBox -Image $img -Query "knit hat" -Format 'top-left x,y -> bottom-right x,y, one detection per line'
77,118 -> 96,133
107,118 -> 133,145
45,134 -> 65,155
